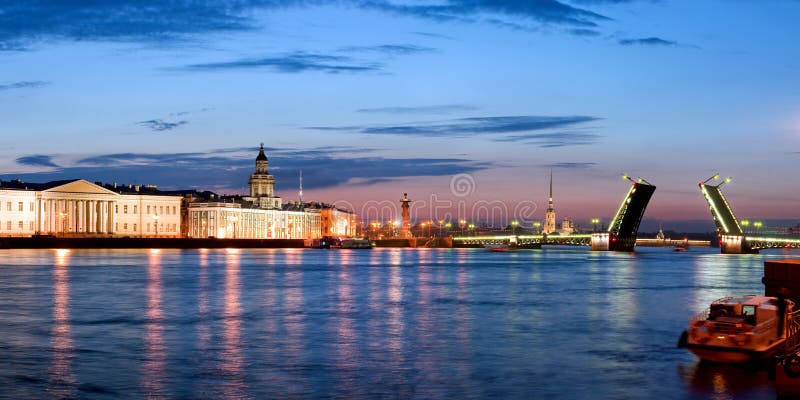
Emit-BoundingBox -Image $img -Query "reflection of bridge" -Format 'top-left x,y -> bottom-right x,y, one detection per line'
700,175 -> 800,253
453,178 -> 656,252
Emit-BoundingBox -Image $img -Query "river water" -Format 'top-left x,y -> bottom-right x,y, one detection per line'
0,247 -> 795,399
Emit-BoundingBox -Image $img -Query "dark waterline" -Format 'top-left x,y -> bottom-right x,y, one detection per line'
0,247 -> 795,399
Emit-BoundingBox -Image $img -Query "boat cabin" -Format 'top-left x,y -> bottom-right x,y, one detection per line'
709,295 -> 784,326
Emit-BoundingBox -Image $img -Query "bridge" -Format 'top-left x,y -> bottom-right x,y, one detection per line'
453,177 -> 656,252
699,175 -> 800,253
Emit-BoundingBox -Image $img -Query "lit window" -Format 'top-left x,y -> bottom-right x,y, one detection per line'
173,206 -> 177,215
124,205 -> 128,214
30,202 -> 34,212
6,221 -> 11,230
18,202 -> 23,211
124,223 -> 128,230
133,224 -> 137,232
134,205 -> 137,214
18,221 -> 23,229
115,205 -> 118,213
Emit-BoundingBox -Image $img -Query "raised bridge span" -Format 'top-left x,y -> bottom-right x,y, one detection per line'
454,178 -> 656,252
699,175 -> 800,253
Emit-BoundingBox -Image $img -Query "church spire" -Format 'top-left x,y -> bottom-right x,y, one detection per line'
299,169 -> 303,203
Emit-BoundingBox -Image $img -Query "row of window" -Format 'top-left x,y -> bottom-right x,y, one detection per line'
1,201 -> 34,212
1,201 -> 180,216
117,204 -> 178,216
0,221 -> 34,230
113,222 -> 178,233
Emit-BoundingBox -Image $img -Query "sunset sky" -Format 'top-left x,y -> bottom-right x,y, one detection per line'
1,1 -> 798,230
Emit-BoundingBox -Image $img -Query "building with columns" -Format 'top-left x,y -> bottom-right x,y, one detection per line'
0,179 -> 182,237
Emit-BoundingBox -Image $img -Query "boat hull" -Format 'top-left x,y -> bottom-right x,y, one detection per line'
684,340 -> 786,363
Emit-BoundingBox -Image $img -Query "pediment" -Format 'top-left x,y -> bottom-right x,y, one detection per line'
43,179 -> 120,196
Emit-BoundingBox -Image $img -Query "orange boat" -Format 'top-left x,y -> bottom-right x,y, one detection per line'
678,295 -> 797,363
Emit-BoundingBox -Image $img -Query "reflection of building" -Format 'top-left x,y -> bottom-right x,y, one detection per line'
0,179 -> 182,237
544,171 -> 557,234
187,145 -> 356,239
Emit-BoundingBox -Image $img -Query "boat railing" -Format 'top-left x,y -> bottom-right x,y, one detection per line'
689,309 -> 710,325
782,310 -> 800,354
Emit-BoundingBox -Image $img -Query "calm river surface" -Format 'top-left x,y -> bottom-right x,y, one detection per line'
0,247 -> 796,399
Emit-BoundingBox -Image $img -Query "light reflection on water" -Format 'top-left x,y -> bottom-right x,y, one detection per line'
0,247 -> 796,399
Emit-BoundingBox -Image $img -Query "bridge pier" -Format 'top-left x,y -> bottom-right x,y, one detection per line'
719,235 -> 757,254
591,233 -> 609,251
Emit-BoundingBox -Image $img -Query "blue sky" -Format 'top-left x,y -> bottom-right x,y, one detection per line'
1,1 -> 799,229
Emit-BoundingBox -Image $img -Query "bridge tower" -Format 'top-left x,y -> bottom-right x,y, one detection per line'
400,193 -> 412,239
698,175 -> 754,253
592,176 -> 656,252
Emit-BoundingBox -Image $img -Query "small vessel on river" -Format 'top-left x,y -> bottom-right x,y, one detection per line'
679,295 -> 799,363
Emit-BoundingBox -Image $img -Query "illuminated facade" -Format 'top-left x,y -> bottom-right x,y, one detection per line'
0,179 -> 182,237
187,145 -> 356,239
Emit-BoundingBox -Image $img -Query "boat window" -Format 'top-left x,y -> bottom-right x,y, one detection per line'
742,305 -> 755,316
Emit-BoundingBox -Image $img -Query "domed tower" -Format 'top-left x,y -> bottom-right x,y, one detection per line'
248,143 -> 278,207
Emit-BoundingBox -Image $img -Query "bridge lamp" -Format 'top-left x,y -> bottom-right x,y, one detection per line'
511,220 -> 519,235
229,216 -> 238,239
591,218 -> 600,232
59,211 -> 68,235
702,174 -> 720,185
534,221 -> 541,233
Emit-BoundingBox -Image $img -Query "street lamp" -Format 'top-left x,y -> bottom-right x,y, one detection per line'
459,219 -> 466,235
229,215 -> 238,239
468,223 -> 475,236
534,221 -> 541,234
511,220 -> 519,236
754,221 -> 763,235
152,214 -> 159,236
591,218 -> 600,232
741,220 -> 750,234
59,212 -> 67,236
438,219 -> 444,237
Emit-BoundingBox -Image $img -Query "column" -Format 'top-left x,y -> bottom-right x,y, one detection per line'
98,201 -> 105,234
88,201 -> 94,234
107,202 -> 114,234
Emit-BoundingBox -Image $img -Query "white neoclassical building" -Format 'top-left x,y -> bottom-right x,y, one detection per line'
0,179 -> 182,237
187,144 -> 354,239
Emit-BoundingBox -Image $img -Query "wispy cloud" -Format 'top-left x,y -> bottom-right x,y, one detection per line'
361,0 -> 611,27
492,131 -> 600,147
180,52 -> 381,73
6,146 -> 493,192
619,37 -> 677,46
568,28 -> 601,37
15,155 -> 59,168
339,44 -> 437,55
0,80 -> 50,91
307,115 -> 600,138
412,31 -> 456,40
0,1 -> 620,50
357,104 -> 479,115
543,162 -> 596,169
138,119 -> 188,132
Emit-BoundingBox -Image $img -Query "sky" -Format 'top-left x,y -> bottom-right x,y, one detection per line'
1,0 -> 799,231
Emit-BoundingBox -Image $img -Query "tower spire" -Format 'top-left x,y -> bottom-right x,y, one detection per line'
299,169 -> 303,203
549,169 -> 553,203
